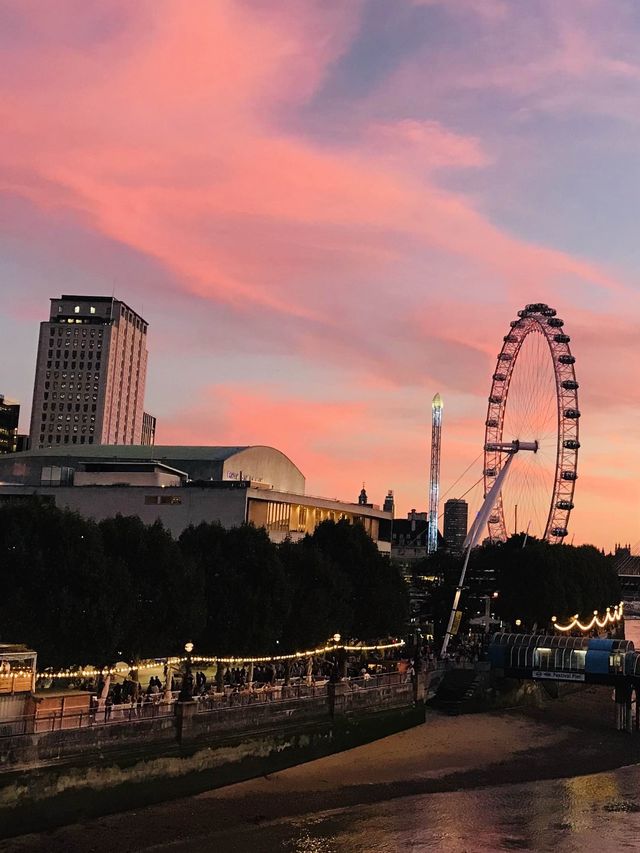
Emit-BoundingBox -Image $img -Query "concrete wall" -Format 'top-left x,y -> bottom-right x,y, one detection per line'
0,678 -> 426,839
0,485 -> 250,537
74,471 -> 182,487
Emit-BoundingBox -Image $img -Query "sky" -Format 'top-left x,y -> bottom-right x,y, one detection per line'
0,0 -> 638,549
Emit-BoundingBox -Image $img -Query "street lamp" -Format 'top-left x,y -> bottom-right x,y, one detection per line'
180,641 -> 194,702
333,633 -> 341,644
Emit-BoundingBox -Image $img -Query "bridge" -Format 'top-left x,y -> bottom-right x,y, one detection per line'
489,633 -> 640,732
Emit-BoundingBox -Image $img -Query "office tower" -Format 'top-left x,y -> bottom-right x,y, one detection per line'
444,498 -> 468,553
0,395 -> 20,454
427,392 -> 443,554
29,295 -> 148,449
141,412 -> 156,446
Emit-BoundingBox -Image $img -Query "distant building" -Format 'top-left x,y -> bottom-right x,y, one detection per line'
444,498 -> 468,553
391,509 -> 431,564
141,412 -> 156,446
383,490 -> 395,515
0,445 -> 392,552
358,484 -> 369,506
29,295 -> 149,450
0,395 -> 20,454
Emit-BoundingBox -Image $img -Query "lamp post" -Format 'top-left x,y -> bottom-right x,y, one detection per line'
179,641 -> 194,702
329,633 -> 344,681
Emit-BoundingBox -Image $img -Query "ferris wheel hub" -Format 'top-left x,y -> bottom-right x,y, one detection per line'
486,439 -> 539,454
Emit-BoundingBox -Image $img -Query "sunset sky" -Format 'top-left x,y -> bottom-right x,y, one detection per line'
1,0 -> 638,549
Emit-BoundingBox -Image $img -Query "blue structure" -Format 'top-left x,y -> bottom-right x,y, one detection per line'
489,633 -> 635,685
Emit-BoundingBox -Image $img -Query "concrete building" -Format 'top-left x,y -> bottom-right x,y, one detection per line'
443,498 -> 468,553
141,412 -> 156,446
0,396 -> 20,454
0,445 -> 391,552
29,295 -> 149,450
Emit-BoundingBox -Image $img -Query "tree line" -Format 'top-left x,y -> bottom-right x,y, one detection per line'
0,501 -> 409,667
417,534 -> 621,639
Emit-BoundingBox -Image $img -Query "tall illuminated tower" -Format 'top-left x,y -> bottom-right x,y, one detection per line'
427,392 -> 443,554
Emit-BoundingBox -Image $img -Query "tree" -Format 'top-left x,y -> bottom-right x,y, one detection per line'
0,501 -> 131,667
180,522 -> 289,655
279,536 -> 352,651
99,515 -> 205,659
308,520 -> 409,639
488,536 -> 621,628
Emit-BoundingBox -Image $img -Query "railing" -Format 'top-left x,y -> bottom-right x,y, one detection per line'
195,679 -> 329,711
0,673 -> 413,739
0,697 -> 177,738
0,674 -> 33,695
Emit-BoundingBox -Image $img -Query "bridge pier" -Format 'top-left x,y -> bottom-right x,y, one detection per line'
614,683 -> 633,732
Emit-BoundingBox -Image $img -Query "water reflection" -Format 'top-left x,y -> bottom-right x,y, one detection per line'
223,623 -> 640,852
225,768 -> 640,853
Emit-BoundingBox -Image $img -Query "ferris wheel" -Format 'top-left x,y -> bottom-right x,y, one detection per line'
483,302 -> 580,544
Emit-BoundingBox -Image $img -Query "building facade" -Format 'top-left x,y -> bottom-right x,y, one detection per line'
0,396 -> 20,454
29,295 -> 149,450
443,498 -> 468,553
391,509 -> 430,563
0,445 -> 391,552
141,412 -> 156,446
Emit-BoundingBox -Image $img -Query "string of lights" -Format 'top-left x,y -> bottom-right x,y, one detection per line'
553,602 -> 624,633
0,638 -> 405,680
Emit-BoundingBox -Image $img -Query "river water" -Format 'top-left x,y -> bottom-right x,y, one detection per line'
211,620 -> 640,853
217,770 -> 640,853
10,625 -> 640,853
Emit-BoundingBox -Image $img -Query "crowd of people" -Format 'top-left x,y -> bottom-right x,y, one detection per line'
65,649 -> 421,723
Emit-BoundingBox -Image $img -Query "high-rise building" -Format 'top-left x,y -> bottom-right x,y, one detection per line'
29,295 -> 149,449
0,395 -> 20,454
141,412 -> 156,447
444,498 -> 468,553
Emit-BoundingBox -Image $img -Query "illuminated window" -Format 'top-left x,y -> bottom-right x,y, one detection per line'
74,306 -> 80,313
90,306 -> 96,314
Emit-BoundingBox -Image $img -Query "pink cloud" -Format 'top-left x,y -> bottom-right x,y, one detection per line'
1,0 -> 638,547
367,120 -> 490,169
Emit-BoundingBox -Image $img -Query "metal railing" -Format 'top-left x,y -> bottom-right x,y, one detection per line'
0,697 -> 177,738
0,672 -> 414,740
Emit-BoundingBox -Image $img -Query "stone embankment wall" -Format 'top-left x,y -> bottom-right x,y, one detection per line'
0,676 -> 426,839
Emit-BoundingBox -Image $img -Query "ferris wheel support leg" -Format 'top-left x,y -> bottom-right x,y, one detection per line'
440,453 -> 517,659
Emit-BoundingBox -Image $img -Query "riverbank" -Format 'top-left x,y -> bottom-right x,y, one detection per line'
5,684 -> 640,852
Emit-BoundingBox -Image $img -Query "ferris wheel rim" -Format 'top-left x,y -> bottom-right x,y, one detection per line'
483,302 -> 580,544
